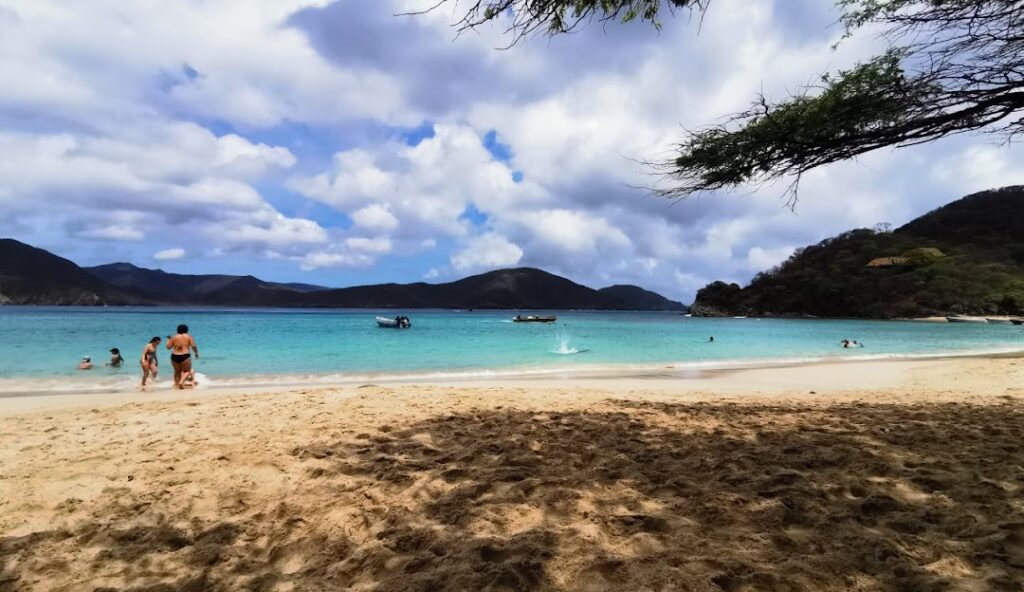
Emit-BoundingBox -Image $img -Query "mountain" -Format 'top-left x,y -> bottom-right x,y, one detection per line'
299,268 -> 686,310
597,285 -> 686,311
691,186 -> 1024,318
86,263 -> 327,304
0,239 -> 684,310
0,240 -> 140,305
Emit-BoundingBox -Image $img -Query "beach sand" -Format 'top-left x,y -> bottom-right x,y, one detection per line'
2,357 -> 1023,591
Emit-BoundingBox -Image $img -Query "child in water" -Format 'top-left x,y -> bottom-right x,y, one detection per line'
106,348 -> 124,368
181,370 -> 199,388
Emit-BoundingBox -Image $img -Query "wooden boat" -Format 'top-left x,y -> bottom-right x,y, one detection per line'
376,316 -> 411,328
945,315 -> 988,324
512,315 -> 557,323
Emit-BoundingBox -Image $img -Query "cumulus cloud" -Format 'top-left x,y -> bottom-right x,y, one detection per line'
154,248 -> 185,261
451,233 -> 524,272
2,0 -> 1021,300
350,204 -> 399,232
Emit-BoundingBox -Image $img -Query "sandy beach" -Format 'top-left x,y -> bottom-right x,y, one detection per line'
2,356 -> 1023,591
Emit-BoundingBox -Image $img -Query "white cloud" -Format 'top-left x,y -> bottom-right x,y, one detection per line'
350,203 -> 399,232
154,247 -> 185,261
451,232 -> 523,272
2,0 -> 1022,302
746,245 -> 794,272
75,224 -> 144,242
345,236 -> 392,254
299,250 -> 374,271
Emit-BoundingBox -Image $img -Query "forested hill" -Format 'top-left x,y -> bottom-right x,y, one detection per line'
691,187 -> 1024,318
0,239 -> 685,310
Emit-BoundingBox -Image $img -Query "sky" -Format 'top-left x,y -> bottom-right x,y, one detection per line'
1,0 -> 1023,303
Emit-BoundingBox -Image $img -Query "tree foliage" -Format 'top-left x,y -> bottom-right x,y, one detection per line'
421,0 -> 1024,197
411,0 -> 708,45
690,187 -> 1024,318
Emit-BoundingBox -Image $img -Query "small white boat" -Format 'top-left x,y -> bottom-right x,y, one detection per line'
946,315 -> 988,324
733,316 -> 748,319
986,317 -> 1011,324
376,316 -> 411,328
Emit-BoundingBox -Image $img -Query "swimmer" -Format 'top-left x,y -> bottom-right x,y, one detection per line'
106,348 -> 124,368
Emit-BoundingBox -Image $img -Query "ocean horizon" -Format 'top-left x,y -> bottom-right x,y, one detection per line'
1,307 -> 1021,395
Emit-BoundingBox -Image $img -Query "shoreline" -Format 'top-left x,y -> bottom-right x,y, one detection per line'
1,344 -> 1021,400
2,350 -> 1022,417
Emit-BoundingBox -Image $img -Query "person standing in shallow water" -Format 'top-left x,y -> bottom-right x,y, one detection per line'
140,337 -> 160,387
166,324 -> 199,390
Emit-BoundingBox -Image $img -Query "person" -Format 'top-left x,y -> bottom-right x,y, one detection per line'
166,324 -> 199,390
140,337 -> 161,387
78,356 -> 93,370
181,370 -> 199,388
709,336 -> 714,343
106,348 -> 124,368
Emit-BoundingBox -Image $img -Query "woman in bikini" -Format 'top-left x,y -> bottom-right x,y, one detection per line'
166,324 -> 199,390
140,337 -> 161,387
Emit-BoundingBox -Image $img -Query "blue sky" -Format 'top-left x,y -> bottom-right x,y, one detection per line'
1,0 -> 1022,301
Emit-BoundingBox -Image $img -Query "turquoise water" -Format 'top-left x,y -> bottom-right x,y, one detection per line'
0,307 -> 1022,393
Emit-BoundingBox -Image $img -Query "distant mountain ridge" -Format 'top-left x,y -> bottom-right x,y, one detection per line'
87,263 -> 328,305
691,186 -> 1024,318
0,240 -> 685,310
0,239 -> 137,305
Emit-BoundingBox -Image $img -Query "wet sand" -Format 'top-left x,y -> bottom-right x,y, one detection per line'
1,357 -> 1023,591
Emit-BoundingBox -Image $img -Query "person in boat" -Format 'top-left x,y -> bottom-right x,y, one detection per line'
78,356 -> 93,370
106,348 -> 124,368
166,324 -> 199,390
141,336 -> 161,387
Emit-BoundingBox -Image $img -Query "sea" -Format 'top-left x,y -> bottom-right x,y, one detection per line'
0,307 -> 1021,395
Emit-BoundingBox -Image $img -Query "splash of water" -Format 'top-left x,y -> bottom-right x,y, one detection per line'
550,331 -> 581,355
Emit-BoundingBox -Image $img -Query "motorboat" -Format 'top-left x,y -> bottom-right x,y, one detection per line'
945,315 -> 988,324
1011,318 -> 1024,325
986,317 -> 1012,324
377,316 -> 411,328
512,315 -> 557,323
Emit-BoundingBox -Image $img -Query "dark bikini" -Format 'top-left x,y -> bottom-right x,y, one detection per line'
170,353 -> 190,364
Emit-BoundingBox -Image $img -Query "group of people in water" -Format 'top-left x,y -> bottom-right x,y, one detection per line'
77,324 -> 200,390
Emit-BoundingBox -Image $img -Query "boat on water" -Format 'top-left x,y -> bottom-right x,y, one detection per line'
946,315 -> 988,324
513,315 -> 557,323
733,316 -> 748,319
1011,318 -> 1024,325
376,316 -> 411,328
986,317 -> 1012,324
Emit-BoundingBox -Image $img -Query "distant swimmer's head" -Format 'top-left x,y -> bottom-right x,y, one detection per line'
82,356 -> 91,362
177,324 -> 188,334
150,336 -> 161,344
